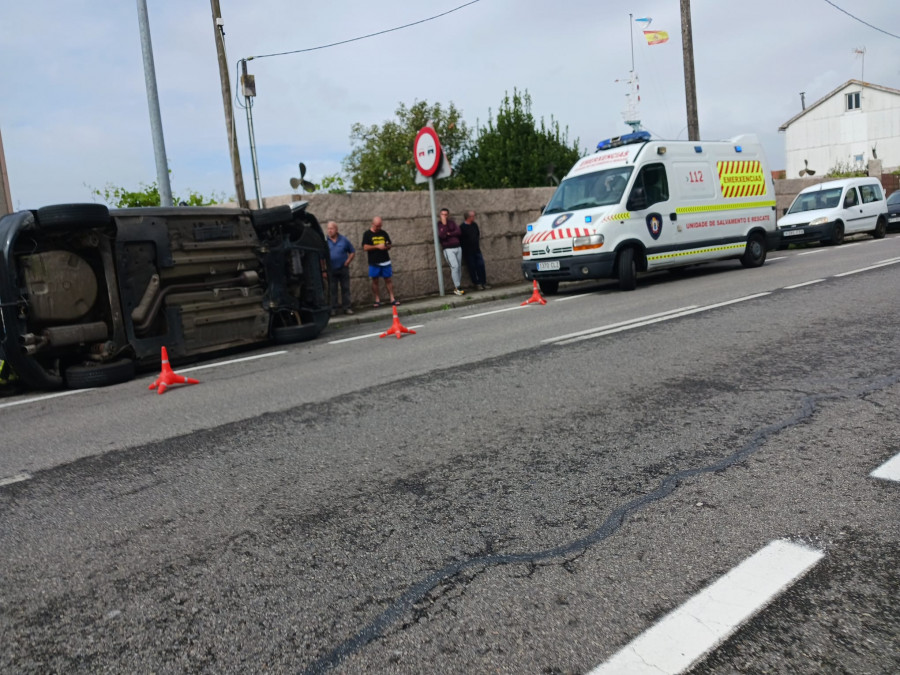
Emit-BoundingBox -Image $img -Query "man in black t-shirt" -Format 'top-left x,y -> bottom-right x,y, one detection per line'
361,216 -> 398,307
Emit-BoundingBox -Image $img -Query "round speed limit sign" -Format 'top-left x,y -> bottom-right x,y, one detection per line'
414,127 -> 442,177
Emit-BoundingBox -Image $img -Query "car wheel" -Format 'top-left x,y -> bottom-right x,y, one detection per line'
35,204 -> 110,232
65,359 -> 135,389
538,280 -> 559,296
617,247 -> 637,291
873,216 -> 887,240
829,221 -> 844,246
272,324 -> 320,344
740,233 -> 767,268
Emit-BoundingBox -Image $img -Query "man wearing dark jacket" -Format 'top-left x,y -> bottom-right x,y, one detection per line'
460,210 -> 490,290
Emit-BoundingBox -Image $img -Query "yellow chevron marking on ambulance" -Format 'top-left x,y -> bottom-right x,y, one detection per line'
647,243 -> 746,261
603,211 -> 631,222
676,200 -> 775,215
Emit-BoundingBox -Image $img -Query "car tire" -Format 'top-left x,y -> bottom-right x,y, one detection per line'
272,324 -> 321,344
829,221 -> 845,246
617,247 -> 637,291
538,280 -> 559,296
35,204 -> 110,232
65,359 -> 136,389
740,232 -> 767,268
872,216 -> 887,240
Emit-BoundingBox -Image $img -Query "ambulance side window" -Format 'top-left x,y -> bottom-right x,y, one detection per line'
627,163 -> 669,211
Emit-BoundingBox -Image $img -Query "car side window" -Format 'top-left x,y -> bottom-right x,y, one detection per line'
843,188 -> 859,208
626,163 -> 669,211
860,184 -> 882,203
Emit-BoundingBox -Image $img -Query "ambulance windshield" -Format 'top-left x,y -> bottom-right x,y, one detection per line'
544,167 -> 634,214
787,187 -> 843,214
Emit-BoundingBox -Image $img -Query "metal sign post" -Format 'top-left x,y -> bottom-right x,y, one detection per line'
414,124 -> 452,296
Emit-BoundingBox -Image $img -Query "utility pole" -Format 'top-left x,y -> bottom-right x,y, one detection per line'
136,0 -> 173,206
0,126 -> 12,216
680,0 -> 700,141
210,0 -> 247,208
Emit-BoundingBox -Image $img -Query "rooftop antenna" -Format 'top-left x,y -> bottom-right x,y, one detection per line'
621,14 -> 642,132
800,91 -> 806,110
852,47 -> 865,82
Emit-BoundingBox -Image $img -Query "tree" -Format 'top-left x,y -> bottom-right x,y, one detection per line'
457,89 -> 583,189
342,100 -> 471,192
90,180 -> 224,208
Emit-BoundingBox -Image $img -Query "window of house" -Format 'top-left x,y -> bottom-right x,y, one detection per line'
846,92 -> 861,110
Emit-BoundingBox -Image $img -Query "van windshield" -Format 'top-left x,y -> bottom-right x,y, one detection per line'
544,167 -> 634,214
787,187 -> 843,214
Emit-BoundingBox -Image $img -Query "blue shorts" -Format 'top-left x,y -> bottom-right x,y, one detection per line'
369,264 -> 393,278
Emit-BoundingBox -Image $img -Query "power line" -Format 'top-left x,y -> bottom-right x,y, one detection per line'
248,0 -> 483,61
821,0 -> 900,40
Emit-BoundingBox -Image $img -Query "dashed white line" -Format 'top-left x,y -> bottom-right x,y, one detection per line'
589,540 -> 824,675
329,326 -> 424,343
541,306 -> 698,344
178,350 -> 287,373
0,472 -> 33,487
548,294 -> 770,346
784,279 -> 825,289
871,452 -> 900,482
797,249 -> 827,256
834,257 -> 900,277
459,305 -> 527,320
767,256 -> 786,261
0,389 -> 89,410
554,293 -> 592,303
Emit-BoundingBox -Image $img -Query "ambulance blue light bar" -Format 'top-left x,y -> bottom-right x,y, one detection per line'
596,130 -> 651,151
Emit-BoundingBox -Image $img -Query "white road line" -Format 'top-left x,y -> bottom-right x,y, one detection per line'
589,540 -> 824,675
871,452 -> 900,482
541,306 -> 697,344
834,258 -> 900,277
329,325 -> 424,344
784,279 -> 825,289
797,249 -> 827,256
459,305 -> 528,320
0,472 -> 33,487
767,256 -> 786,261
876,256 -> 900,264
178,350 -> 287,373
0,388 -> 89,410
554,293 -> 591,302
551,294 -> 770,346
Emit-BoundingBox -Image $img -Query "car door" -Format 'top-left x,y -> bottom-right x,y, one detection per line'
858,183 -> 884,232
841,187 -> 867,234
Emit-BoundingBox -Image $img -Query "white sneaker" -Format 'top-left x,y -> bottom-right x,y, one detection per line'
453,288 -> 465,296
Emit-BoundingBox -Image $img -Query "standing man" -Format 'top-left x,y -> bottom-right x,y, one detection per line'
326,221 -> 355,316
459,210 -> 490,290
362,216 -> 399,307
437,207 -> 465,296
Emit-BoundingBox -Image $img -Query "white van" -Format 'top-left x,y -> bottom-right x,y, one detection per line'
776,177 -> 888,247
521,131 -> 778,293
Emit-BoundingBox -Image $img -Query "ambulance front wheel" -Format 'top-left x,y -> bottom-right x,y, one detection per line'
538,280 -> 559,296
617,248 -> 637,291
740,233 -> 767,268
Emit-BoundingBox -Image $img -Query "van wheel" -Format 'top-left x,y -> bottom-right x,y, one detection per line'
36,204 -> 110,232
617,248 -> 637,291
740,233 -> 767,268
829,221 -> 844,245
65,359 -> 135,389
873,216 -> 887,240
538,280 -> 559,296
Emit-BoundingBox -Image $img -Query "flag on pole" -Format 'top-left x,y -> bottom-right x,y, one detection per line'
643,30 -> 669,45
635,17 -> 652,26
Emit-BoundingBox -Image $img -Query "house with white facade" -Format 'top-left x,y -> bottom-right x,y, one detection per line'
779,79 -> 900,178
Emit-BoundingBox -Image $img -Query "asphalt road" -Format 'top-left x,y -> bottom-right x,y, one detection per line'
2,234 -> 899,673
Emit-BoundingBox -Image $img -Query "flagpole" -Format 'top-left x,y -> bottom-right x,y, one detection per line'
629,13 -> 634,72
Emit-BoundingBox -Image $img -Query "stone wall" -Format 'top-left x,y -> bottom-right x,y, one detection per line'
263,188 -> 556,306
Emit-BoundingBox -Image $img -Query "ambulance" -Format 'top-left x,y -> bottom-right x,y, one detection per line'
521,131 -> 779,293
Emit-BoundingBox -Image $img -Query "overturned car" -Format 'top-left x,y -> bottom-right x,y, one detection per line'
0,202 -> 330,390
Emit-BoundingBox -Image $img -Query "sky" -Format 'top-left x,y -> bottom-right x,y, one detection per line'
1,0 -> 898,209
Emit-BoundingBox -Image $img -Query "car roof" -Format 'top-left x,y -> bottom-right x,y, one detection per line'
798,177 -> 881,194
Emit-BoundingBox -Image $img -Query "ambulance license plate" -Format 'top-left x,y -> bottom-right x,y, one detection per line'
782,229 -> 804,237
537,261 -> 560,271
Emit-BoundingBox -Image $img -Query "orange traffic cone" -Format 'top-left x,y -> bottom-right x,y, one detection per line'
521,280 -> 547,306
379,305 -> 416,339
149,346 -> 199,394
